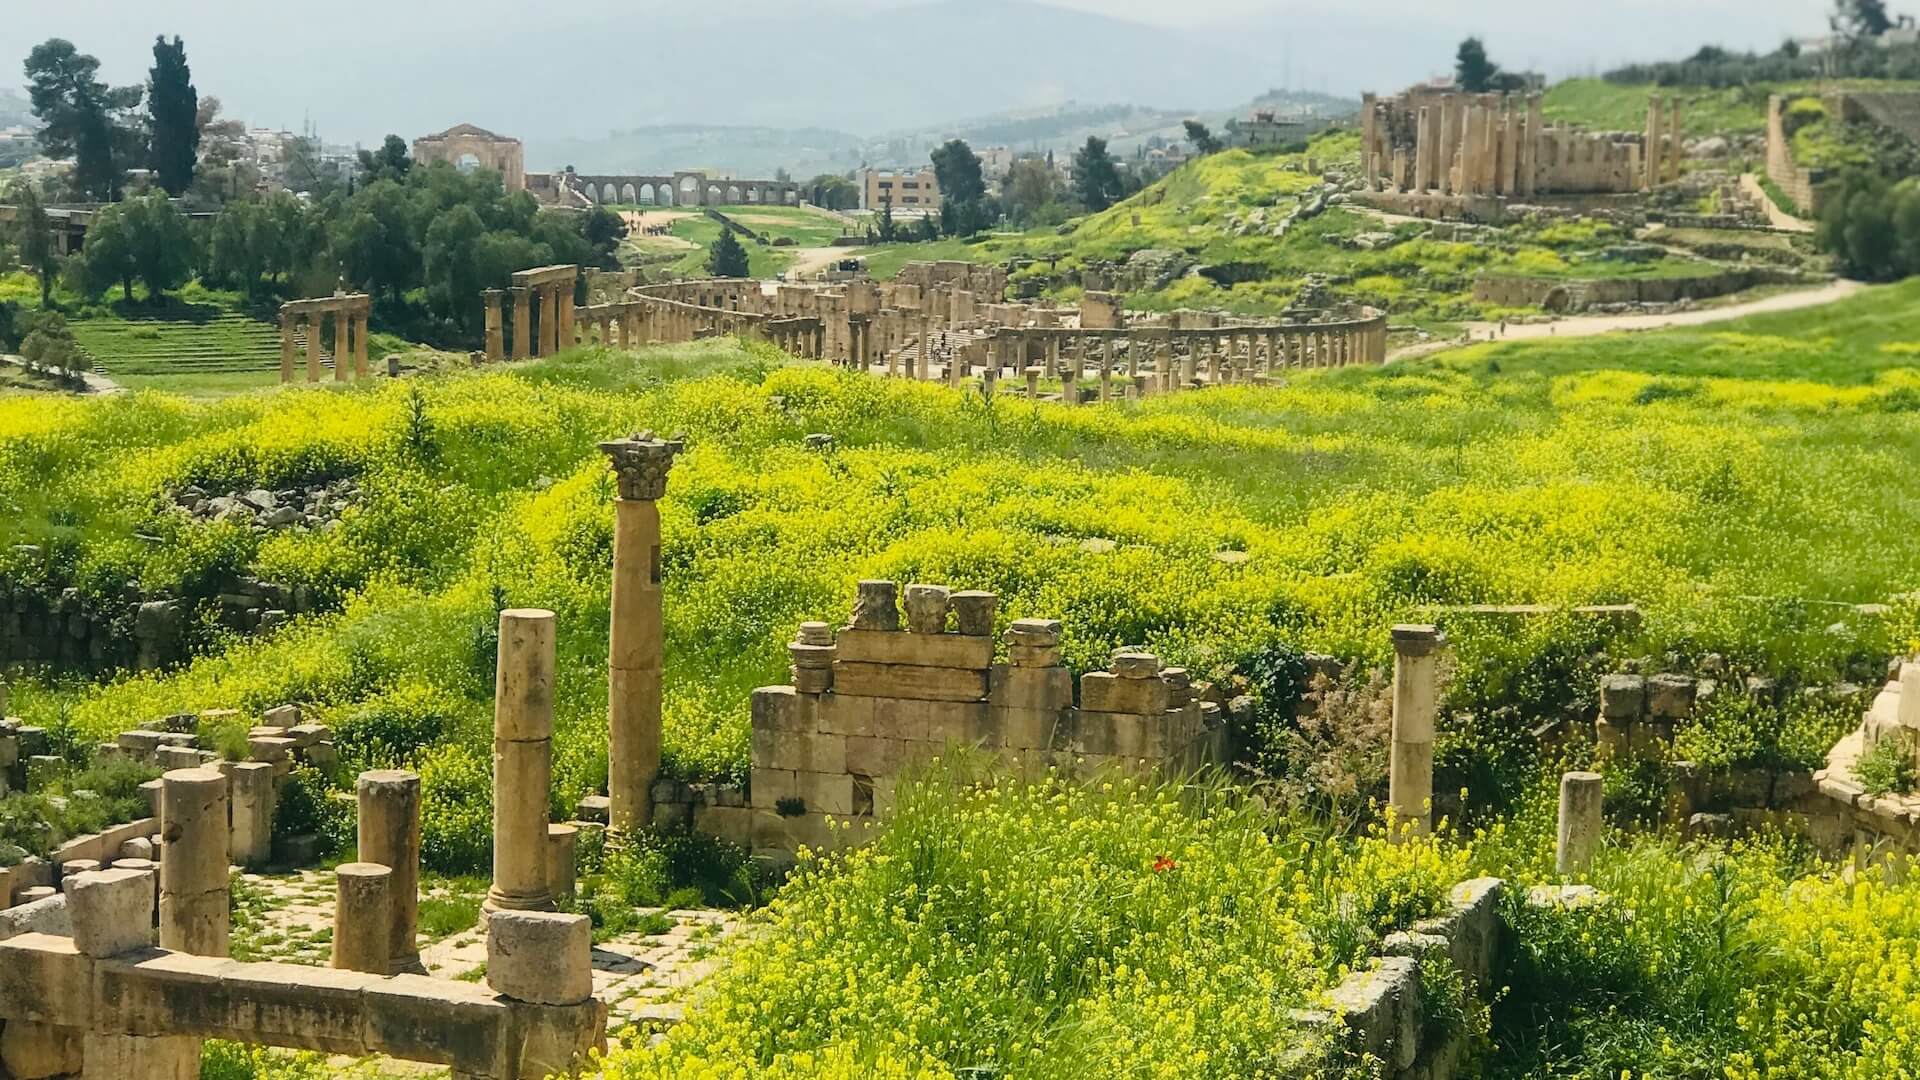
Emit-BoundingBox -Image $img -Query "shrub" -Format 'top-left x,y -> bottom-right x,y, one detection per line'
1854,737 -> 1917,796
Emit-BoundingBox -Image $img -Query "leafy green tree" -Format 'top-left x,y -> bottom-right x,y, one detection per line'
146,36 -> 199,196
1818,171 -> 1920,281
1183,120 -> 1224,156
1072,136 -> 1125,213
808,174 -> 859,211
707,227 -> 750,278
1456,37 -> 1499,93
1833,0 -> 1895,39
876,196 -> 899,243
24,39 -> 143,201
915,214 -> 939,242
582,206 -> 627,269
18,310 -> 84,379
333,180 -> 419,301
1005,158 -> 1061,224
83,193 -> 192,303
357,135 -> 412,184
9,181 -> 57,306
931,139 -> 988,236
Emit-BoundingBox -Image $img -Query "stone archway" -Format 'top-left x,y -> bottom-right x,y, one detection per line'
784,189 -> 798,205
602,183 -> 618,203
727,184 -> 742,203
659,184 -> 673,207
621,183 -> 637,203
679,176 -> 700,203
1542,286 -> 1572,313
707,185 -> 722,203
746,187 -> 760,203
639,183 -> 656,204
412,124 -> 526,190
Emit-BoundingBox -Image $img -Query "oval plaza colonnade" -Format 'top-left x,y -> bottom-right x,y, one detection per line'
475,269 -> 1388,396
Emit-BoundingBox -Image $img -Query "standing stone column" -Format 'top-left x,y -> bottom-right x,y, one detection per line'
1361,93 -> 1379,189
486,608 -> 557,917
1413,106 -> 1433,193
511,287 -> 532,360
543,285 -> 563,356
333,310 -> 350,383
332,862 -> 392,973
558,278 -> 577,350
279,311 -> 296,384
600,433 -> 683,833
1437,96 -> 1457,195
1666,98 -> 1684,183
223,761 -> 275,868
1389,625 -> 1444,838
305,315 -> 323,382
1025,366 -> 1042,399
357,768 -> 422,972
1557,772 -> 1604,876
159,768 -> 229,956
1645,96 -> 1663,190
1523,94 -> 1543,197
353,309 -> 370,378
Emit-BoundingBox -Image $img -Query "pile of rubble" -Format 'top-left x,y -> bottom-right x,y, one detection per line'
172,480 -> 360,532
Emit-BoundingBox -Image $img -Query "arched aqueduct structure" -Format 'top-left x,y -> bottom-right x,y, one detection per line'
480,262 -> 1387,394
565,171 -> 802,208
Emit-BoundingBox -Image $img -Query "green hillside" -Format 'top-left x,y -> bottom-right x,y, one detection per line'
1541,77 -> 1920,137
865,134 -> 1737,323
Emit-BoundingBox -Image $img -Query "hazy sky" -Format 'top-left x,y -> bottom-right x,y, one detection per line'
2,0 -> 1838,145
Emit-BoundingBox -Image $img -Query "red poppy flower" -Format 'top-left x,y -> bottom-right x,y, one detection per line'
1152,855 -> 1176,874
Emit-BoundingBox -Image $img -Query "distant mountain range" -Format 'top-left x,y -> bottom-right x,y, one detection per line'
532,91 -> 1357,180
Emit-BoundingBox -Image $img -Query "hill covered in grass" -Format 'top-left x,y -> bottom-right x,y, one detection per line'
6,282 -> 1920,876
1541,77 -> 1920,137
867,135 -> 1736,323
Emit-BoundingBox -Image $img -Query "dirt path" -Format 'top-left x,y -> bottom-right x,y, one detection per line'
784,244 -> 859,279
2,353 -> 125,394
1393,279 -> 1867,362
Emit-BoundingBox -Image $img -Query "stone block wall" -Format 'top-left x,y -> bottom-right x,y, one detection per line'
1305,877 -> 1503,1079
1,564 -> 319,675
1591,670 -> 1853,851
739,582 -> 1225,859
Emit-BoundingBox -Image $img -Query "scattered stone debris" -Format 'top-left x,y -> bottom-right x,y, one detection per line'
172,480 -> 361,532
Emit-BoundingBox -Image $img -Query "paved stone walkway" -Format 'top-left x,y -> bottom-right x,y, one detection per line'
230,868 -> 746,1071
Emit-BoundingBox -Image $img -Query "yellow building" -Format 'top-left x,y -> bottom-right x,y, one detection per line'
861,167 -> 942,210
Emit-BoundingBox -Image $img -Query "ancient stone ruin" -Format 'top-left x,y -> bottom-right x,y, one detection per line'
482,265 -> 579,362
504,264 -> 1388,395
277,292 -> 372,384
1359,88 -> 1683,218
0,620 -> 604,1078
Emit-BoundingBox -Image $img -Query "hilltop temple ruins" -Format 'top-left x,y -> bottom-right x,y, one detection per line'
1359,88 -> 1685,216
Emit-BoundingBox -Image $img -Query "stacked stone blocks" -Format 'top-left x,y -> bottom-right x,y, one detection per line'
746,581 -> 1225,858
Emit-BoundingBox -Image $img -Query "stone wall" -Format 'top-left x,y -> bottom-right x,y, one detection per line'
1765,95 -> 1823,216
1471,267 -> 1809,312
1586,670 -> 1852,851
1306,877 -> 1502,1079
1,564 -> 318,675
737,582 -> 1226,860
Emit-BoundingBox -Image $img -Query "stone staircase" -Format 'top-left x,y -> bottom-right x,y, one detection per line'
70,311 -> 318,377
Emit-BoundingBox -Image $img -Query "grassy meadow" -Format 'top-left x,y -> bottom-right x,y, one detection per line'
5,280 -> 1920,875
620,203 -> 856,278
1541,77 -> 1920,137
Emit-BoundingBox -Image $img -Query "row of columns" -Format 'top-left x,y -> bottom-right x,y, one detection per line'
903,322 -> 1389,397
1645,96 -> 1684,189
483,278 -> 576,362
1367,93 -> 1544,199
278,300 -> 371,385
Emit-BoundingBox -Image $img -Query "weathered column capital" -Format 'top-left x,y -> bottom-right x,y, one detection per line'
1391,623 -> 1445,657
598,431 -> 684,501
